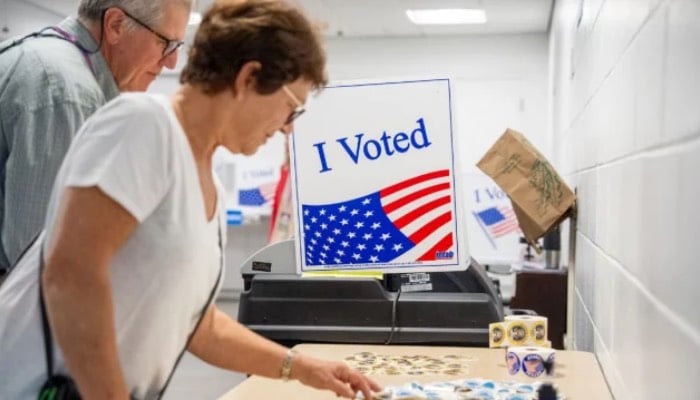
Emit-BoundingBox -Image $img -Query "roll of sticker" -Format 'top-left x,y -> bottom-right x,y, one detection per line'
489,320 -> 530,347
489,322 -> 508,347
504,315 -> 548,346
505,319 -> 529,346
490,316 -> 549,348
506,346 -> 556,378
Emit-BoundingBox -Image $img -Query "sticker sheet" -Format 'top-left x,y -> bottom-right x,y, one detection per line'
357,379 -> 565,400
344,352 -> 477,376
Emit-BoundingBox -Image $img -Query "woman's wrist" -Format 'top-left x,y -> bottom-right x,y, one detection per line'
280,348 -> 298,381
288,351 -> 317,384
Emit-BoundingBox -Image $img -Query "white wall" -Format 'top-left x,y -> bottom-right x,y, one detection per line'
550,0 -> 700,398
326,35 -> 550,170
0,0 -> 64,41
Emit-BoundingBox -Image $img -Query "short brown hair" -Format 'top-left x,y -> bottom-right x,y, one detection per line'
180,0 -> 327,94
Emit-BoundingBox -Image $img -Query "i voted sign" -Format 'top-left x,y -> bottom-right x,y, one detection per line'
290,78 -> 468,273
313,118 -> 432,173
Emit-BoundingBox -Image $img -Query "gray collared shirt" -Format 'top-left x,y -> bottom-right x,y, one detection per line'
0,17 -> 119,270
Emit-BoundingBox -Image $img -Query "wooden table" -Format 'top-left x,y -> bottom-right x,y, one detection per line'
219,344 -> 612,399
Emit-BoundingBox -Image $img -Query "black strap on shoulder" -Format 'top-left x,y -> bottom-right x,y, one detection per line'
2,231 -> 50,376
2,229 -> 43,284
38,242 -> 54,379
0,28 -> 53,55
0,12 -> 105,57
157,216 -> 225,399
0,28 -> 85,56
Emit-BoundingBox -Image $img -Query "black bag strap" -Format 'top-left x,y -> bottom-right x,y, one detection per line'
38,243 -> 54,379
0,27 -> 98,76
2,228 -> 42,285
37,215 -> 225,399
157,216 -> 225,399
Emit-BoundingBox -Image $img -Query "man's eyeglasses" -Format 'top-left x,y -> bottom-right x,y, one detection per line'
282,85 -> 306,124
119,8 -> 184,57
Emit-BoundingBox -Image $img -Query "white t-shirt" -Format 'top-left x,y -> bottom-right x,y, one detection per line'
0,93 -> 225,399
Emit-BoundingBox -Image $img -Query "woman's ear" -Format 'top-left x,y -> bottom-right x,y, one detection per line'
232,60 -> 262,98
102,8 -> 128,45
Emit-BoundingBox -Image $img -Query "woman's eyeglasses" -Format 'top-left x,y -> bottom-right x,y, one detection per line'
282,85 -> 306,124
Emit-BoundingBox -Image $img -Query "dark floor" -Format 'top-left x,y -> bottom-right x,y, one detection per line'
164,300 -> 247,400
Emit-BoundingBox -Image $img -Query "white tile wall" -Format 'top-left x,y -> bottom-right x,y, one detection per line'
593,329 -> 627,400
632,4 -> 666,152
610,259 -> 700,399
551,0 -> 700,397
596,54 -> 636,164
664,0 -> 700,142
574,232 -> 594,314
592,239 -> 616,348
615,158 -> 643,275
576,169 -> 598,239
676,140 -> 700,331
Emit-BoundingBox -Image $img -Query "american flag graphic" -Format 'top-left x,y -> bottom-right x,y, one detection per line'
301,170 -> 455,267
474,206 -> 520,239
238,181 -> 277,206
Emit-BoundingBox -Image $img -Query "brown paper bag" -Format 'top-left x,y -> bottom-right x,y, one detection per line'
476,128 -> 575,245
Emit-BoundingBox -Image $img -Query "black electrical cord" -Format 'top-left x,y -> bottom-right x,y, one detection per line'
383,286 -> 402,345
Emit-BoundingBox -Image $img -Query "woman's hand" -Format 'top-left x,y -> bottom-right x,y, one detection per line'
291,354 -> 382,399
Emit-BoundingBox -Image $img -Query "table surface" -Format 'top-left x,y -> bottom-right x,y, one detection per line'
219,344 -> 612,399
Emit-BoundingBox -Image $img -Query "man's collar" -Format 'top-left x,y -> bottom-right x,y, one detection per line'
57,17 -> 120,101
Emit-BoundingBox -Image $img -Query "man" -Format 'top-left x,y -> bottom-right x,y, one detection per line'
0,0 -> 191,278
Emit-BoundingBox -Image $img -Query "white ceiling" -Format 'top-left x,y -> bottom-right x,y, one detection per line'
293,0 -> 553,37
19,0 -> 553,38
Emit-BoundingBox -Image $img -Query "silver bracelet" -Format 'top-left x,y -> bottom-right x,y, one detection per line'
280,349 -> 298,381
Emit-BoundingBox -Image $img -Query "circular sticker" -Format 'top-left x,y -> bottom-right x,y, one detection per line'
522,354 -> 545,377
517,384 -> 534,393
506,352 -> 521,375
491,325 -> 505,345
508,322 -> 528,344
475,390 -> 495,400
531,322 -> 547,341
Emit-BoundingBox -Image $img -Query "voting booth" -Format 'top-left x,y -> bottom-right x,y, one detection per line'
238,79 -> 503,346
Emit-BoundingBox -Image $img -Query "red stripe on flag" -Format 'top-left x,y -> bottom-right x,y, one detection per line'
382,182 -> 451,214
380,170 -> 449,197
408,210 -> 452,244
492,222 -> 519,237
260,181 -> 277,201
490,206 -> 519,237
392,195 -> 451,229
417,232 -> 454,261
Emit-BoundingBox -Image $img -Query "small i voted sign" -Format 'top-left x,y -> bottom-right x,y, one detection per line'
290,78 -> 468,273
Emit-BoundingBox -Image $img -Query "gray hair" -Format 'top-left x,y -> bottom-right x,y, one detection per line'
78,0 -> 192,27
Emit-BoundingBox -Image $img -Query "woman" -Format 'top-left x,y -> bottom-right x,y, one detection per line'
0,1 -> 381,399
